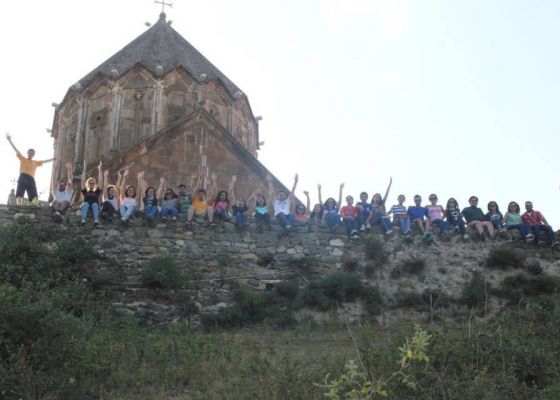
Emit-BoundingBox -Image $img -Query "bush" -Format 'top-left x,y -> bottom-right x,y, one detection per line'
486,245 -> 526,269
201,287 -> 294,329
497,273 -> 559,304
274,280 -> 300,303
361,286 -> 383,316
399,256 -> 426,274
0,219 -> 93,287
460,274 -> 488,308
526,259 -> 543,275
301,272 -> 366,311
364,236 -> 388,266
288,256 -> 318,277
141,256 -> 183,289
342,255 -> 359,273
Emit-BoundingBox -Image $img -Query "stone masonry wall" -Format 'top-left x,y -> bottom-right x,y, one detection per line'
1,205 -> 559,324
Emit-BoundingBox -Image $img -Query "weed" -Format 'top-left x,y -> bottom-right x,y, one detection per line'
342,255 -> 359,273
526,259 -> 543,275
486,245 -> 526,269
364,236 -> 388,266
496,273 -> 559,304
361,286 -> 383,316
460,274 -> 488,309
141,256 -> 183,289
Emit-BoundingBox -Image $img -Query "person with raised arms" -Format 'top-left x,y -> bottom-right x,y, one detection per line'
6,132 -> 55,205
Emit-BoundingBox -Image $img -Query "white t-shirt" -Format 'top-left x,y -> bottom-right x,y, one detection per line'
122,197 -> 137,208
52,188 -> 73,203
273,198 -> 291,216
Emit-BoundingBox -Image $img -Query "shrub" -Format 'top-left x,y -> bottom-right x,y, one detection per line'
394,290 -> 424,309
364,263 -> 376,278
486,245 -> 526,269
399,256 -> 426,274
526,259 -> 543,275
275,280 -> 300,303
0,219 -> 93,287
201,287 -> 292,329
301,272 -> 367,311
361,286 -> 383,316
364,236 -> 388,266
141,256 -> 182,289
460,274 -> 488,309
342,255 -> 359,273
497,273 -> 559,304
288,255 -> 318,277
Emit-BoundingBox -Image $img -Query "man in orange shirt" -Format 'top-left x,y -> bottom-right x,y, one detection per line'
6,132 -> 55,206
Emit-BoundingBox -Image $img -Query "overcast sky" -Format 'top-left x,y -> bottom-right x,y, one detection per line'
1,0 -> 559,226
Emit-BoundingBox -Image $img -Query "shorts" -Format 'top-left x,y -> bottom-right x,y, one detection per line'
16,173 -> 38,200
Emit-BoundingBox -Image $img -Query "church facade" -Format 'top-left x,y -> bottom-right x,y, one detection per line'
50,12 -> 287,198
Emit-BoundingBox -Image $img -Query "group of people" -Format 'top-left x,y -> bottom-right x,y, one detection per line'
6,133 -> 559,247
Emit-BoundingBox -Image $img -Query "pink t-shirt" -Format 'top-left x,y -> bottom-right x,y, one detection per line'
426,205 -> 445,221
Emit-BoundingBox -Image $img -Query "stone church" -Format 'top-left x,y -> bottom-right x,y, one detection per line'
50,12 -> 288,198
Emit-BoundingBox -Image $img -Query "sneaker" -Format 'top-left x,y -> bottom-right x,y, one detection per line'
525,233 -> 535,240
161,216 -> 167,222
94,220 -> 99,226
54,211 -> 61,216
359,224 -> 366,232
463,233 -> 470,240
81,219 -> 85,225
185,221 -> 192,229
172,216 -> 177,222
365,223 -> 371,231
350,229 -> 359,236
209,222 -> 216,229
286,225 -> 292,231
538,240 -> 545,246
551,241 -> 559,248
386,229 -> 393,235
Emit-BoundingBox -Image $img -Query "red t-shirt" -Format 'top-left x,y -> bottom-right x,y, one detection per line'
340,205 -> 357,218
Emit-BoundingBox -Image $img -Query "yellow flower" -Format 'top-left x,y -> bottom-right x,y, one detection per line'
406,350 -> 413,359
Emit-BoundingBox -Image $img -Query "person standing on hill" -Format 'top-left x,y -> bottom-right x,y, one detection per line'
6,132 -> 55,206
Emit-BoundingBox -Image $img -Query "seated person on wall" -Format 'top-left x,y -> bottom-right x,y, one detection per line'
138,173 -> 164,223
503,201 -> 534,241
322,183 -> 344,233
461,196 -> 495,240
51,161 -> 74,219
356,191 -> 373,231
425,194 -> 451,235
308,184 -> 324,224
366,177 -> 393,235
445,197 -> 469,239
177,184 -> 192,215
340,194 -> 359,239
250,193 -> 271,232
388,194 -> 411,235
521,201 -> 558,247
99,161 -> 123,223
160,186 -> 179,222
485,201 -> 505,232
79,160 -> 102,226
213,175 -> 239,224
295,190 -> 312,224
185,189 -> 215,228
407,194 -> 429,236
119,169 -> 138,224
268,173 -> 298,232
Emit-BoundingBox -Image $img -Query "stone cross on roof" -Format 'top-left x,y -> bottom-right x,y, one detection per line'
155,0 -> 173,15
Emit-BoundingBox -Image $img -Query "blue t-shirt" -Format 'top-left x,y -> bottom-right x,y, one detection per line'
407,206 -> 427,221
